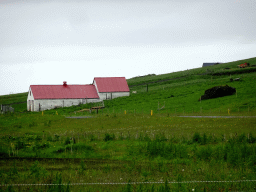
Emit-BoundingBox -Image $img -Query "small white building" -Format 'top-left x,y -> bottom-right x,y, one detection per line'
27,82 -> 100,111
93,77 -> 130,100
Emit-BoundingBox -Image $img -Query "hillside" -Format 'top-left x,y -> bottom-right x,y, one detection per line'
106,57 -> 256,114
1,57 -> 256,114
1,57 -> 256,191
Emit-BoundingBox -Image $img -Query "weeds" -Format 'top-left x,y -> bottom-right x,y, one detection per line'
104,133 -> 115,141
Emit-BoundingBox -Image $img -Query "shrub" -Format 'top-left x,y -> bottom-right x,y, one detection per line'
47,136 -> 53,142
201,133 -> 208,145
0,147 -> 9,158
104,133 -> 115,141
238,133 -> 246,143
196,145 -> 213,161
155,133 -> 167,142
33,143 -> 50,151
54,147 -> 65,153
247,133 -> 256,143
64,137 -> 71,145
53,134 -> 60,141
16,140 -> 25,149
192,132 -> 201,144
89,134 -> 96,141
66,143 -> 93,152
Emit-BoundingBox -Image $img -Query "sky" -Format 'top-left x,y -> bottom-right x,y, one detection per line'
0,0 -> 256,96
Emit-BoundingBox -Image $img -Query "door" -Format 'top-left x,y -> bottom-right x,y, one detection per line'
32,100 -> 34,111
29,100 -> 31,111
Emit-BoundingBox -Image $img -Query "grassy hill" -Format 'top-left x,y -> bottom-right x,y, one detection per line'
1,57 -> 256,115
0,57 -> 256,191
106,56 -> 256,115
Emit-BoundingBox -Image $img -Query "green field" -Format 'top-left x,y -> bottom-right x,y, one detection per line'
0,57 -> 256,191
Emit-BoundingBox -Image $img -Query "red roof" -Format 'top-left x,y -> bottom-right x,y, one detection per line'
30,85 -> 99,99
94,77 -> 130,92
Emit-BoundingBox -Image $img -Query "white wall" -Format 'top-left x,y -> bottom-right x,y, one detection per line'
98,92 -> 130,100
31,98 -> 100,111
27,87 -> 35,111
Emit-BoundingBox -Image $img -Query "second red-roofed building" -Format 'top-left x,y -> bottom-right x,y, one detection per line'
93,77 -> 130,100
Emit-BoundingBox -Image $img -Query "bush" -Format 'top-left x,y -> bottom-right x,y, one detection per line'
16,140 -> 25,149
238,133 -> 246,143
33,143 -> 50,151
247,133 -> 256,143
47,136 -> 53,141
89,134 -> 96,141
53,134 -> 60,141
196,145 -> 213,161
0,147 -> 9,158
65,143 -> 93,152
154,133 -> 167,142
192,132 -> 201,144
54,147 -> 65,153
64,137 -> 71,145
104,133 -> 115,141
201,133 -> 208,145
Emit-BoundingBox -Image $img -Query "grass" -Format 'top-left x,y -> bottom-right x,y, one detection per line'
0,57 -> 256,191
1,128 -> 256,191
0,113 -> 256,191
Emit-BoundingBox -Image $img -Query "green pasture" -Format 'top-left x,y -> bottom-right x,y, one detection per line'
0,112 -> 256,191
1,57 -> 256,191
1,57 -> 256,114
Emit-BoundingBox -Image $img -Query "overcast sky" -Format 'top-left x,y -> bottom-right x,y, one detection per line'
0,0 -> 256,96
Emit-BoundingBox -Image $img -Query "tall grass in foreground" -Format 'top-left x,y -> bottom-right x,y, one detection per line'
1,132 -> 256,191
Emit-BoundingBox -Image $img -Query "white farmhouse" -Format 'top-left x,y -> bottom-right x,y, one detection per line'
93,77 -> 130,100
27,81 -> 100,111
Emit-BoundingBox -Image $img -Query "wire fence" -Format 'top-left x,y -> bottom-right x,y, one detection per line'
1,179 -> 256,186
1,180 -> 256,192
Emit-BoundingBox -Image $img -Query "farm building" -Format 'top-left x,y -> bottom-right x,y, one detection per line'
27,77 -> 130,111
93,77 -> 130,100
27,82 -> 100,111
202,62 -> 222,67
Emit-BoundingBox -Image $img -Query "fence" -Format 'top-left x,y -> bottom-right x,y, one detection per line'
1,102 -> 27,114
1,104 -> 14,114
1,180 -> 256,191
128,75 -> 188,92
85,106 -> 255,117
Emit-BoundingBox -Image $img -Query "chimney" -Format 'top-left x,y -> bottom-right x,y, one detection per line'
63,81 -> 67,87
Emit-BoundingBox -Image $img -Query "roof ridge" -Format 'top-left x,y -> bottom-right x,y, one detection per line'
31,84 -> 94,86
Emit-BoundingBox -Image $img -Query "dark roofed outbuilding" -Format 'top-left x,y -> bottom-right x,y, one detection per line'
202,63 -> 222,67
